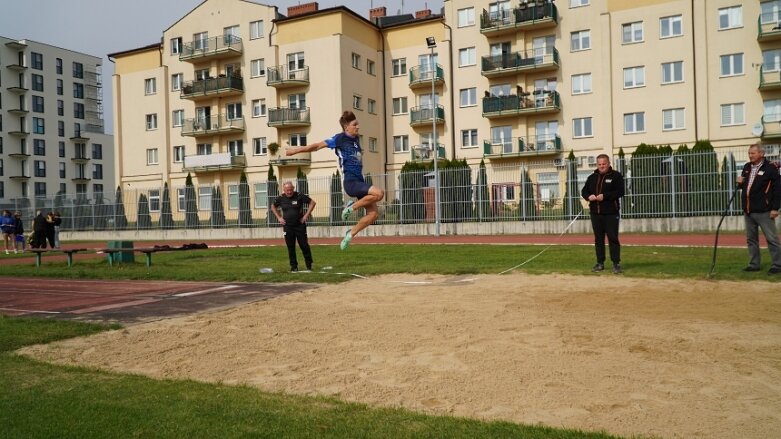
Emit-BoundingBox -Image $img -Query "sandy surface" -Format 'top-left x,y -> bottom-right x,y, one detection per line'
20,273 -> 781,439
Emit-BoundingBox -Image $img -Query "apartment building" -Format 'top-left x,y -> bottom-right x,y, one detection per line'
110,0 -> 777,199
0,36 -> 114,208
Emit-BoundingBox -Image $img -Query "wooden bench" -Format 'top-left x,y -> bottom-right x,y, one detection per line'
97,247 -> 165,267
29,248 -> 89,267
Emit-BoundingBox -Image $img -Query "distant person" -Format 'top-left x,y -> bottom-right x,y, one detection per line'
737,142 -> 781,275
271,181 -> 316,272
286,110 -> 385,250
53,211 -> 63,248
582,154 -> 625,274
31,210 -> 48,249
45,212 -> 56,249
13,211 -> 25,253
0,210 -> 15,254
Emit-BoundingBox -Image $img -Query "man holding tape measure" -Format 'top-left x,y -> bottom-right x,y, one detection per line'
582,154 -> 625,274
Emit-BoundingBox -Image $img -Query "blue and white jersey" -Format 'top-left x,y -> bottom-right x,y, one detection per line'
325,133 -> 364,182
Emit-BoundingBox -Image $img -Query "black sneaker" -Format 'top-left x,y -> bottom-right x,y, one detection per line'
612,264 -> 623,274
290,267 -> 298,272
768,267 -> 781,275
742,266 -> 761,272
306,265 -> 312,271
591,263 -> 604,272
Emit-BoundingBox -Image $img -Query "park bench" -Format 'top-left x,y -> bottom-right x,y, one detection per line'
29,248 -> 89,267
97,247 -> 167,267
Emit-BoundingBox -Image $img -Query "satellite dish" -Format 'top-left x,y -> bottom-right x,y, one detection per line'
752,122 -> 764,137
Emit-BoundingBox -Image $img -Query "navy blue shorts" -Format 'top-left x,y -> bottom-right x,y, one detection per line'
343,179 -> 371,199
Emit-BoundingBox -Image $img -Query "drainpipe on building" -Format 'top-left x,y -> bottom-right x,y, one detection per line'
690,0 -> 699,142
443,20 -> 455,159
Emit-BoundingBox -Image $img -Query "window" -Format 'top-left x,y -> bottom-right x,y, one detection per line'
622,22 -> 643,44
251,59 -> 265,77
32,74 -> 43,91
72,62 -> 83,78
176,188 -> 185,211
253,137 -> 267,155
197,143 -> 212,155
223,25 -> 240,45
573,117 -> 593,138
59,162 -> 66,178
570,0 -> 589,7
460,88 -> 477,107
228,139 -> 243,156
33,139 -> 45,155
720,53 -> 744,76
289,133 -> 307,147
171,73 -> 183,91
147,148 -> 159,165
193,31 -> 208,51
353,95 -> 362,110
146,114 -> 158,130
173,145 -> 184,163
254,183 -> 268,208
59,141 -> 65,157
461,129 -> 478,148
623,66 -> 645,88
252,99 -> 266,117
624,112 -> 645,133
571,30 -> 591,51
57,100 -> 64,116
195,69 -> 209,80
392,58 -> 407,76
58,121 -> 65,137
367,60 -> 376,75
34,182 -> 46,197
172,110 -> 184,127
33,117 -> 45,134
56,79 -> 63,95
32,96 -> 44,113
34,160 -> 46,177
171,37 -> 182,55
73,83 -> 84,98
94,184 -> 104,196
351,53 -> 361,69
392,97 -> 408,115
149,190 -> 161,212
660,15 -> 683,38
663,108 -> 685,130
661,61 -> 683,84
369,137 -> 377,152
719,6 -> 742,30
250,20 -> 264,39
226,102 -> 242,120
368,99 -> 377,114
93,163 -> 103,180
458,7 -> 475,27
198,187 -> 211,211
393,135 -> 409,153
56,58 -> 63,74
145,78 -> 156,95
459,47 -> 476,67
74,102 -> 84,119
721,103 -> 745,126
31,52 -> 43,70
227,184 -> 239,210
92,143 -> 102,159
764,49 -> 781,72
761,1 -> 781,25
572,73 -> 592,94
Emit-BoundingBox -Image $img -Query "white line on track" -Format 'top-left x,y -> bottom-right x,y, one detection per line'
173,285 -> 240,297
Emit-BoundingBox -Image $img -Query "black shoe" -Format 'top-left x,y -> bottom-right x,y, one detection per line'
742,266 -> 760,272
290,267 -> 298,272
592,263 -> 604,272
306,265 -> 312,271
612,263 -> 623,274
768,267 -> 781,275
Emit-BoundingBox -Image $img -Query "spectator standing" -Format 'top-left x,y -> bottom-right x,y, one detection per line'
45,212 -> 56,249
0,210 -> 15,254
13,211 -> 25,253
31,211 -> 48,249
271,181 -> 316,272
53,211 -> 63,248
581,154 -> 625,274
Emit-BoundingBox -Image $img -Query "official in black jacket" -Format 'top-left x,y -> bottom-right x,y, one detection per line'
271,182 -> 316,272
737,143 -> 781,274
581,154 -> 625,273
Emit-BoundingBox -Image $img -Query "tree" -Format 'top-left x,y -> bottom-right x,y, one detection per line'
518,166 -> 536,221
137,193 -> 152,229
399,163 -> 425,224
239,171 -> 253,227
211,186 -> 226,227
184,173 -> 200,229
296,167 -> 309,195
476,159 -> 490,220
114,186 -> 128,230
615,148 -> 629,216
159,183 -> 174,229
329,171 -> 344,225
264,168 -> 276,227
563,150 -> 580,219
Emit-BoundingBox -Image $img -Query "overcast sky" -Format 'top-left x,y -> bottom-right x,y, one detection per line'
0,0 -> 443,134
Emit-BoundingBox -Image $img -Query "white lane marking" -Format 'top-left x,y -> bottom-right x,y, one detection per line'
173,285 -> 240,297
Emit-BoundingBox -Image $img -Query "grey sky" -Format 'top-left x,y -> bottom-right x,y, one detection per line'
0,0 -> 443,134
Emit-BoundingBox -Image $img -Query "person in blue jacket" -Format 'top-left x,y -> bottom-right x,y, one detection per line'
286,110 -> 384,250
0,210 -> 15,254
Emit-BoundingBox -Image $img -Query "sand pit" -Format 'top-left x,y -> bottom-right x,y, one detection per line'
20,273 -> 781,439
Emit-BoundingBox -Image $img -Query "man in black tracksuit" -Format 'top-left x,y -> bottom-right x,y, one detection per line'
737,143 -> 781,275
272,182 -> 316,272
581,154 -> 625,274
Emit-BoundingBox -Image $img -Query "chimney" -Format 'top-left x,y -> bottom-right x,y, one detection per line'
415,9 -> 432,19
370,6 -> 387,20
288,2 -> 319,17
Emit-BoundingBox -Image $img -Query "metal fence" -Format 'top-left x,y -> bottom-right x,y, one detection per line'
0,147 -> 754,231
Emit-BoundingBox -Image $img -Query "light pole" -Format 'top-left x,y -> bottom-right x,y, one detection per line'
426,36 -> 441,236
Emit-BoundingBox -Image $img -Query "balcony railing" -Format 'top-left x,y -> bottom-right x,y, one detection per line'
7,85 -> 27,94
409,64 -> 444,89
180,35 -> 243,62
181,75 -> 244,100
481,48 -> 559,78
6,63 -> 27,71
762,115 -> 781,139
269,151 -> 312,166
267,66 -> 310,88
483,135 -> 561,159
760,66 -> 781,90
482,91 -> 560,118
181,114 -> 246,137
410,105 -> 445,127
758,12 -> 781,42
183,152 -> 246,172
480,2 -> 558,35
410,144 -> 446,162
70,131 -> 89,141
267,107 -> 311,127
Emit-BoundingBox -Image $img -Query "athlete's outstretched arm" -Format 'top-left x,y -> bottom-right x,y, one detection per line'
287,140 -> 328,156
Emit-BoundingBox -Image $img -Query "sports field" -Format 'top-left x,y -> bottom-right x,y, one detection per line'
20,270 -> 781,439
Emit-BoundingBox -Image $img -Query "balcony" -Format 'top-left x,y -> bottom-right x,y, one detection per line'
267,66 -> 310,88
5,39 -> 27,50
180,75 -> 243,100
482,91 -> 560,119
408,64 -> 445,89
267,107 -> 311,127
759,66 -> 781,91
483,134 -> 561,159
758,13 -> 781,42
183,152 -> 246,172
481,48 -> 559,78
179,35 -> 243,62
8,147 -> 30,158
6,63 -> 27,72
762,115 -> 781,139
480,2 -> 558,36
181,114 -> 245,137
7,85 -> 28,94
70,132 -> 89,142
269,151 -> 311,166
410,144 -> 445,162
71,154 -> 91,164
410,105 -> 445,127
9,174 -> 31,180
8,129 -> 29,137
71,175 -> 92,183
7,106 -> 28,115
